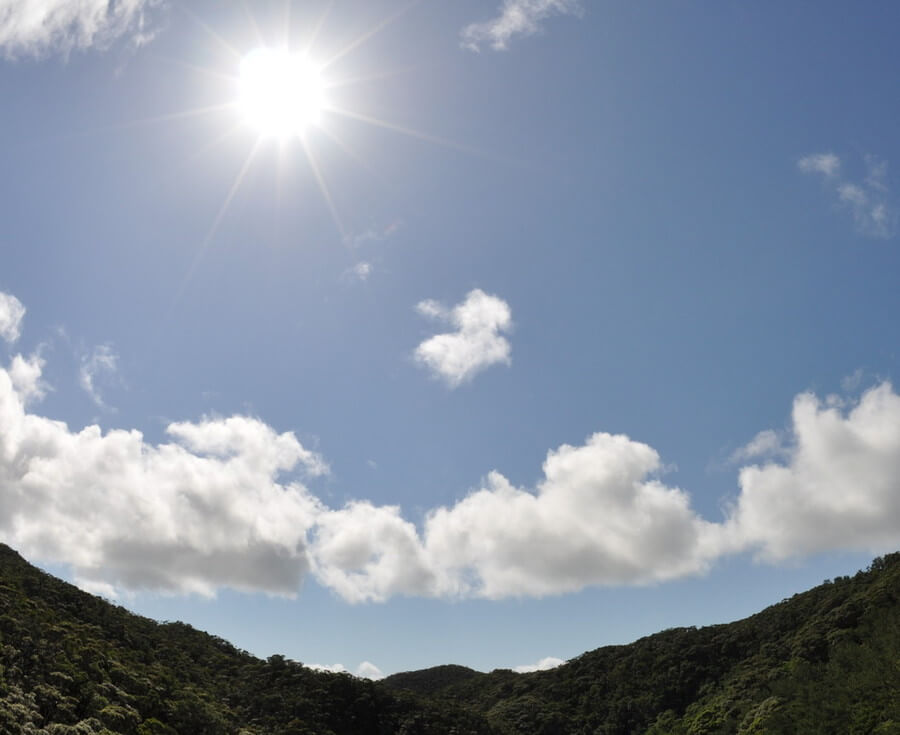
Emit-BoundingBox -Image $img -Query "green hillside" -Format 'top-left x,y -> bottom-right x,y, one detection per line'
0,544 -> 493,735
385,555 -> 900,734
1,542 -> 899,734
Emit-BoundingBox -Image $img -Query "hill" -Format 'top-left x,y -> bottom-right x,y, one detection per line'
0,544 -> 494,734
385,555 -> 900,734
1,543 -> 899,733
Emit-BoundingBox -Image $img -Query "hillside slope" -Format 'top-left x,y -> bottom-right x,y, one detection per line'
0,544 -> 494,735
2,543 -> 899,734
385,554 -> 900,734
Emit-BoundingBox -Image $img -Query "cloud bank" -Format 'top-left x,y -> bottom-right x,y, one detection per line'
0,0 -> 157,57
414,289 -> 512,387
461,0 -> 583,52
799,152 -> 896,238
2,290 -> 900,603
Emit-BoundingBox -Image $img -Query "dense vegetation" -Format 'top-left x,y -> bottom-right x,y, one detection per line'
385,555 -> 900,734
1,542 -> 898,734
0,544 -> 493,735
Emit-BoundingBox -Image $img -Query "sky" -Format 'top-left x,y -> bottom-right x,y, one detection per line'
1,0 -> 900,679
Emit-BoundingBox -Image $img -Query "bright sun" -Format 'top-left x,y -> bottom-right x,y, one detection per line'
238,48 -> 325,139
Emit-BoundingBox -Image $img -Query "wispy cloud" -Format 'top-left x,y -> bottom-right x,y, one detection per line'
344,221 -> 403,249
414,289 -> 512,388
0,291 -> 25,343
461,0 -> 583,52
0,0 -> 159,58
728,429 -> 786,464
799,152 -> 896,238
79,344 -> 120,411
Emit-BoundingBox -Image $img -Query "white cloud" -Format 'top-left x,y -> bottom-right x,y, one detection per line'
799,152 -> 896,238
0,0 -> 158,57
726,382 -> 900,561
513,656 -> 565,673
9,352 -> 47,404
414,289 -> 512,387
306,661 -> 385,680
79,344 -> 119,411
348,261 -> 373,282
0,291 -> 25,343
461,0 -> 583,52
3,300 -> 900,603
798,152 -> 840,178
729,429 -> 785,463
355,661 -> 385,680
310,501 -> 437,603
0,356 -> 327,597
422,434 -> 724,599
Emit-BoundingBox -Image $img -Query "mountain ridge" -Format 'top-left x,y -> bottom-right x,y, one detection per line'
1,543 -> 899,733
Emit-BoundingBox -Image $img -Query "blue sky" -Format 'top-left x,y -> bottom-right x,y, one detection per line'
2,0 -> 900,678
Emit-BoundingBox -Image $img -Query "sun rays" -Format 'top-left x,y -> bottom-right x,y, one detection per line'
137,0 -> 498,310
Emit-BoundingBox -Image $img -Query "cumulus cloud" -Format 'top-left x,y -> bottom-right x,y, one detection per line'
799,152 -> 896,238
310,501 -> 437,603
414,289 -> 512,387
726,382 -> 900,561
9,352 -> 47,404
513,656 -> 565,673
422,435 -> 724,599
0,356 -> 328,597
0,291 -> 25,343
0,0 -> 159,58
3,299 -> 900,603
79,344 -> 119,411
461,0 -> 583,52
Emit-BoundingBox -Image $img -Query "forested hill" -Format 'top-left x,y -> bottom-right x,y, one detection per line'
0,544 -> 495,734
1,544 -> 899,734
385,553 -> 900,734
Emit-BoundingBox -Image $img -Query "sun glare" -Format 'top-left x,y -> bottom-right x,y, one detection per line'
238,48 -> 325,139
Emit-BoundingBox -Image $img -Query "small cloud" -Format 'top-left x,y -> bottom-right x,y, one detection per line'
729,429 -> 786,464
347,261 -> 373,282
355,661 -> 385,680
414,289 -> 512,388
0,291 -> 25,343
306,661 -> 385,680
0,0 -> 160,59
461,0 -> 583,52
798,152 -> 840,178
799,152 -> 896,238
79,344 -> 120,411
513,656 -> 565,673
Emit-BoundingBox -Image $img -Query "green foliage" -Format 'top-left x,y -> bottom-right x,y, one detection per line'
1,544 -> 899,734
0,545 -> 496,734
384,554 -> 900,735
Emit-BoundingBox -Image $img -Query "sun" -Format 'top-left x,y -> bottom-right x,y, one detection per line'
237,48 -> 326,139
